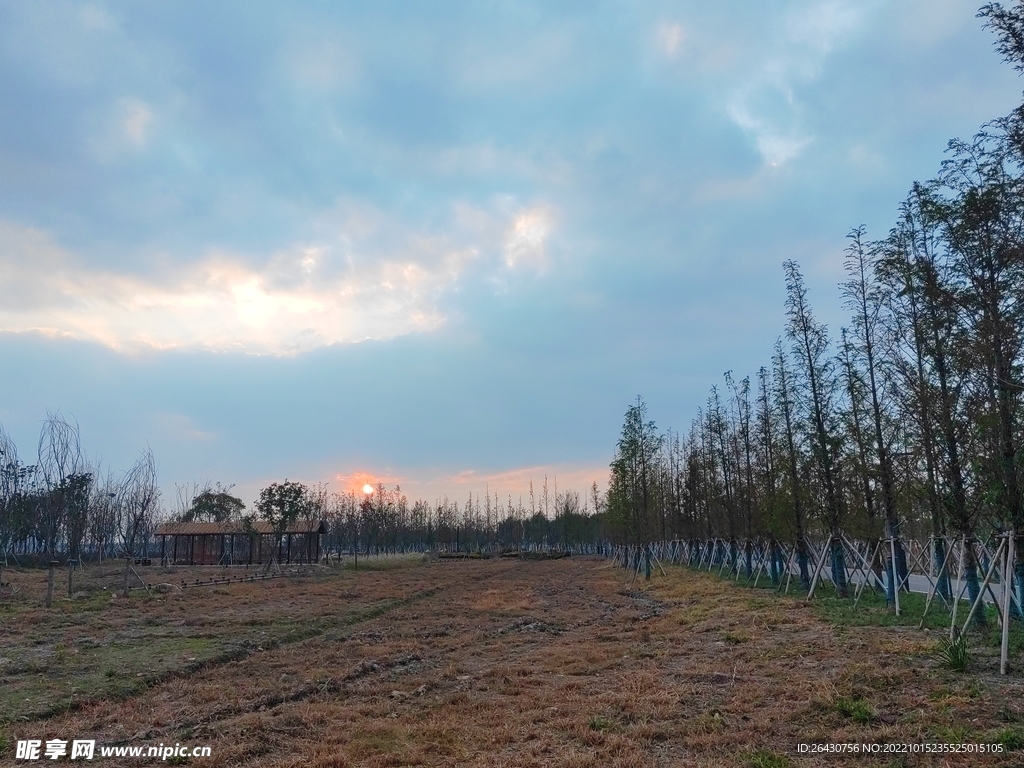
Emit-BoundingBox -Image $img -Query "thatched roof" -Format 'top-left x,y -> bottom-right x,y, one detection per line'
155,520 -> 326,536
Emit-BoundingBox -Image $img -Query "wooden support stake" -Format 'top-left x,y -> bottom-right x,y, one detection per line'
960,537 -> 1006,635
852,540 -> 882,608
783,545 -> 796,594
806,536 -> 833,600
919,537 -> 957,627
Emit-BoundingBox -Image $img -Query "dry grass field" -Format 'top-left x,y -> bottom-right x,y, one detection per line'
2,556 -> 1024,767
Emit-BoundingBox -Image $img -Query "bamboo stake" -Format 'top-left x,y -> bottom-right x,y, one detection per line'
839,534 -> 875,595
960,537 -> 1006,635
852,540 -> 882,608
887,537 -> 901,616
783,545 -> 796,594
806,536 -> 833,600
919,537 -> 957,627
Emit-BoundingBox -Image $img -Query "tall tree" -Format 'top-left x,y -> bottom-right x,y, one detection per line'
772,340 -> 812,588
842,228 -> 907,602
785,261 -> 848,595
608,397 -> 663,562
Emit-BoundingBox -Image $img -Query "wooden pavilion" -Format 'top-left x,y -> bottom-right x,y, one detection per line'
154,520 -> 326,566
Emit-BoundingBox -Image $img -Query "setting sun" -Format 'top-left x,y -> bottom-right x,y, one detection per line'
362,483 -> 374,495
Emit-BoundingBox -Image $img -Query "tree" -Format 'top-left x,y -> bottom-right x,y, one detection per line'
185,484 -> 245,523
842,228 -> 908,603
0,427 -> 25,597
254,480 -> 310,570
773,339 -> 811,589
608,397 -> 663,574
785,262 -> 847,595
36,413 -> 84,560
117,449 -> 159,596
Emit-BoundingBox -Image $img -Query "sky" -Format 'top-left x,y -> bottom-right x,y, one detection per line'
0,0 -> 1021,512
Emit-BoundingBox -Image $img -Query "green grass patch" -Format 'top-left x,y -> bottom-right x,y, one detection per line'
834,697 -> 875,723
812,585 -> 946,630
2,586 -> 439,725
741,748 -> 792,768
0,635 -> 223,721
989,726 -> 1024,750
930,724 -> 975,743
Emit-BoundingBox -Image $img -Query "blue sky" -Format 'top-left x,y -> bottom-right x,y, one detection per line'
0,0 -> 1020,509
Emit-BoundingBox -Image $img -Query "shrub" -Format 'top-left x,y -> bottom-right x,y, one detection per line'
937,634 -> 970,672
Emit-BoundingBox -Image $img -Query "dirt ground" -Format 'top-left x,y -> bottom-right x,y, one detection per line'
2,556 -> 1024,767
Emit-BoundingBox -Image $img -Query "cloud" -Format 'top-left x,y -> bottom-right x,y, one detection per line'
340,463 -> 609,507
723,0 -> 870,167
331,471 -> 403,496
726,98 -> 812,168
655,22 -> 686,58
0,201 -> 557,354
503,206 -> 554,270
0,224 -> 445,354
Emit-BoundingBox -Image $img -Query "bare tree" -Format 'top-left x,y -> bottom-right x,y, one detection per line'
117,449 -> 159,596
36,413 -> 84,560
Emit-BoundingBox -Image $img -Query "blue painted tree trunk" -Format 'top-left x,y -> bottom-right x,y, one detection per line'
769,540 -> 781,585
830,538 -> 848,597
885,550 -> 896,607
1011,535 -> 1024,622
934,538 -> 952,604
797,547 -> 811,591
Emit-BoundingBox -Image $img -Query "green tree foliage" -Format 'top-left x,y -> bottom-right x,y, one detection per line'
607,397 -> 663,546
254,480 -> 310,537
185,486 -> 245,523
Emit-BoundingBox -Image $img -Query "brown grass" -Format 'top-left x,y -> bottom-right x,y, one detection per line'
2,558 -> 1024,766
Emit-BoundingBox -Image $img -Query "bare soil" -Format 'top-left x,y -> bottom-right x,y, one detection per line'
2,556 -> 1023,766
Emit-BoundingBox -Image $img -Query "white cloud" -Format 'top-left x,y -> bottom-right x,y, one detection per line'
726,98 -> 811,168
0,225 -> 444,354
503,206 -> 554,270
724,0 -> 871,167
655,22 -> 686,58
0,202 -> 557,355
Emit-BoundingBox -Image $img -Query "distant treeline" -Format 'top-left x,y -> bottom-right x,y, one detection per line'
234,480 -> 612,555
0,416 -> 613,565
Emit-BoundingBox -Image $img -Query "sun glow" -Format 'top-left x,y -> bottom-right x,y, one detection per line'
362,483 -> 374,495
